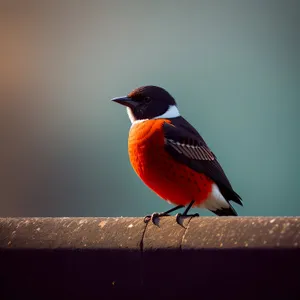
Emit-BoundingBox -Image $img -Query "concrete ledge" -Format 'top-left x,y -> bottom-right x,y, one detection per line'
1,217 -> 300,299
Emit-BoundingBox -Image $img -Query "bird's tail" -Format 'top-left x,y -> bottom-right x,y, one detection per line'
210,203 -> 238,216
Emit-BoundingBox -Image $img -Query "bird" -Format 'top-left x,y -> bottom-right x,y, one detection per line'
111,85 -> 242,224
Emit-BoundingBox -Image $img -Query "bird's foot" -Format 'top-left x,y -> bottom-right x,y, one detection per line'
144,212 -> 170,224
175,212 -> 199,225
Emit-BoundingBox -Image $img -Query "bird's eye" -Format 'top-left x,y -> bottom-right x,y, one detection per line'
144,96 -> 151,104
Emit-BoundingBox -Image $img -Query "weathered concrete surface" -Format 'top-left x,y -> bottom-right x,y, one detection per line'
183,216 -> 300,249
0,217 -> 146,249
143,216 -> 192,250
2,216 -> 299,250
1,216 -> 300,300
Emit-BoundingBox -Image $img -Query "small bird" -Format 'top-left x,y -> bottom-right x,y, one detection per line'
112,86 -> 242,223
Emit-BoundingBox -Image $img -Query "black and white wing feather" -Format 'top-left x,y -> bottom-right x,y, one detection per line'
166,138 -> 215,161
163,117 -> 242,209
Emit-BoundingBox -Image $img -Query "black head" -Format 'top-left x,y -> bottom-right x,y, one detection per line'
111,85 -> 177,121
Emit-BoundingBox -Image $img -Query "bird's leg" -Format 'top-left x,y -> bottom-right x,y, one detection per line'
144,205 -> 184,224
175,200 -> 199,224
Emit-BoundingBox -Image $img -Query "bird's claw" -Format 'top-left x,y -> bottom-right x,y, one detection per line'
175,213 -> 182,224
144,212 -> 159,224
175,213 -> 199,224
144,212 -> 170,224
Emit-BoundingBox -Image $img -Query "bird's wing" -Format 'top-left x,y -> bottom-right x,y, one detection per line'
165,135 -> 216,161
163,117 -> 242,206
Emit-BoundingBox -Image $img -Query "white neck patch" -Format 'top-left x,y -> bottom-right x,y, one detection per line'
127,105 -> 180,126
126,107 -> 137,123
153,105 -> 180,119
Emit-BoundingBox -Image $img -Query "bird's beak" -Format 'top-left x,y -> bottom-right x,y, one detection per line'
111,96 -> 138,109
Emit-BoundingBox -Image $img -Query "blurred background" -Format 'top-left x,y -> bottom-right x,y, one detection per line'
0,0 -> 299,217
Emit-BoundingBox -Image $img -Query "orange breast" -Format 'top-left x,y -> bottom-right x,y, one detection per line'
128,119 -> 213,206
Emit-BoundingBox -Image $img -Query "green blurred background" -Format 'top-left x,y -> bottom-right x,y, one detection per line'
0,0 -> 299,217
